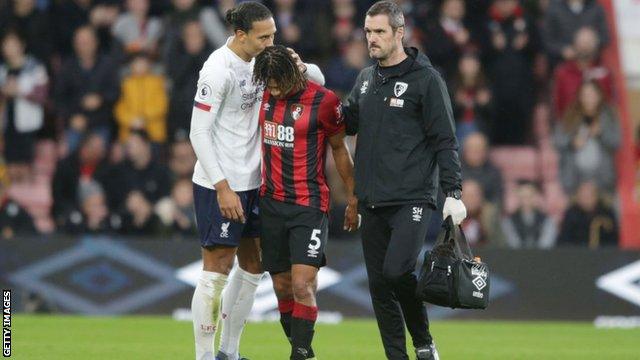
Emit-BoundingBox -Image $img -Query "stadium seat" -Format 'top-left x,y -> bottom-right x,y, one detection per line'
8,172 -> 53,234
489,146 -> 539,182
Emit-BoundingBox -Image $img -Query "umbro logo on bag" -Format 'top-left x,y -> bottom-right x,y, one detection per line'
472,277 -> 487,291
471,264 -> 488,278
472,263 -> 488,292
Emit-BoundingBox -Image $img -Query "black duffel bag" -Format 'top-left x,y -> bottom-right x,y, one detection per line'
416,216 -> 490,309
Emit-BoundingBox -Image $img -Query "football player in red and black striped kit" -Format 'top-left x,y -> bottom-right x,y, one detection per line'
253,45 -> 359,360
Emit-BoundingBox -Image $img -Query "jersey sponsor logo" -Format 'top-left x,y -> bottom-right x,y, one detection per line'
220,222 -> 230,238
390,98 -> 404,108
239,77 -> 263,110
412,206 -> 423,222
394,82 -> 408,97
360,80 -> 369,94
263,121 -> 294,148
240,89 -> 262,110
291,104 -> 304,121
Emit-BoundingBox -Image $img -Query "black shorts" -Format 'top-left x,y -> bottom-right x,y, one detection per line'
260,197 -> 328,273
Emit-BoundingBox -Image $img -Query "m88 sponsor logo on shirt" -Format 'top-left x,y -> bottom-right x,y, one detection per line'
264,121 -> 295,148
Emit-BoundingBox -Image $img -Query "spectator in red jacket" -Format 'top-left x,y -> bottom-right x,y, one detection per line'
552,26 -> 613,118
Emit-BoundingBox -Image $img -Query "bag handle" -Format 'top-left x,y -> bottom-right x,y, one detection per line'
443,216 -> 474,261
433,217 -> 452,248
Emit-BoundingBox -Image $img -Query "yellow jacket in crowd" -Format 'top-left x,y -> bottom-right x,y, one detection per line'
114,74 -> 168,143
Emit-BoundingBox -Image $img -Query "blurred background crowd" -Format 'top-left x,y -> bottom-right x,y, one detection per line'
0,0 -> 637,248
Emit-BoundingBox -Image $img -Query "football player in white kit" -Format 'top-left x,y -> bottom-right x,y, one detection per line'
188,2 -> 325,360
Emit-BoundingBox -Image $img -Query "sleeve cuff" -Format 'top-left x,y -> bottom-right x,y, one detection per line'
206,167 -> 226,187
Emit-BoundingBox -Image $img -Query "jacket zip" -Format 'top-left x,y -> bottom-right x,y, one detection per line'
368,71 -> 382,208
367,65 -> 413,209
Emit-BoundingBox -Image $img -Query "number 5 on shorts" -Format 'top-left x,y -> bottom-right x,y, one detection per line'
307,229 -> 321,258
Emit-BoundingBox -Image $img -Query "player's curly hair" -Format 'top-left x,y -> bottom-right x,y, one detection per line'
253,45 -> 306,95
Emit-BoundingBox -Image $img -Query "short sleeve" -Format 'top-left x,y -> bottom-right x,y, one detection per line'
319,91 -> 346,137
193,66 -> 230,113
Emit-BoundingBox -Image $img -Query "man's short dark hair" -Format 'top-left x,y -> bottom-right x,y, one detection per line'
225,1 -> 273,33
366,1 -> 405,30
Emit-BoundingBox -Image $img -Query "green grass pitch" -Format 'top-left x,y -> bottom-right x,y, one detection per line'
11,315 -> 640,359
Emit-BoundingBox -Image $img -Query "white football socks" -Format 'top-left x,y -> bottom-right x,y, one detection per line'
218,267 -> 263,359
192,271 -> 228,360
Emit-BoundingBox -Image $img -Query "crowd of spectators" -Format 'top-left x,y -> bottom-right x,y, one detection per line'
0,0 -> 630,248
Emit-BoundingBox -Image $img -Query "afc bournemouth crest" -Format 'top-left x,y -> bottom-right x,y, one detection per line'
291,104 -> 305,120
394,82 -> 408,97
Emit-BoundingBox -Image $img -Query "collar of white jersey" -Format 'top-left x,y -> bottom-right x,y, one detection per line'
224,36 -> 253,64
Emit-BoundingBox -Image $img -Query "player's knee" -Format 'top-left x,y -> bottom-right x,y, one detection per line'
272,276 -> 293,299
237,238 -> 262,274
367,274 -> 387,294
291,278 -> 314,302
238,256 -> 262,274
202,248 -> 235,274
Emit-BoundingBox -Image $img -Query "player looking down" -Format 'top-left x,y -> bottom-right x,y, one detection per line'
253,45 -> 359,360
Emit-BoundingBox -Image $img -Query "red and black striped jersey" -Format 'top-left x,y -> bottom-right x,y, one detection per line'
259,81 -> 345,213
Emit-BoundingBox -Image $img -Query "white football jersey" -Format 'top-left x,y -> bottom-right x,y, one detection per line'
190,38 -> 263,192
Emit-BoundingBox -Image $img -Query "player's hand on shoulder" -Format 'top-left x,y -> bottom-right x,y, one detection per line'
344,195 -> 359,232
215,180 -> 246,223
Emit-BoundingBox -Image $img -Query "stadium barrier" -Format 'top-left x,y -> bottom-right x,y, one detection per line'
2,236 -> 639,321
